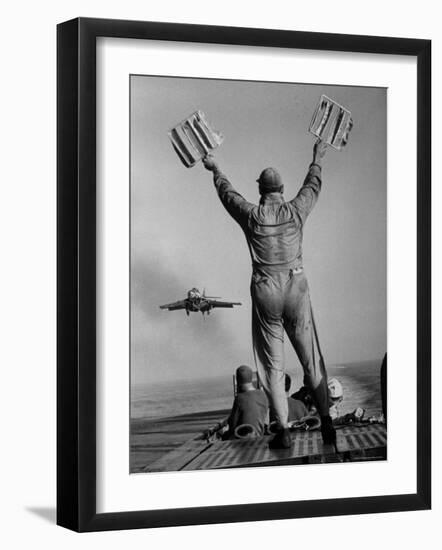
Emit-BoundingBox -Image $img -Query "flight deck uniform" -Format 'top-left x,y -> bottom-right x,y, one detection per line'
212,163 -> 329,428
227,389 -> 269,438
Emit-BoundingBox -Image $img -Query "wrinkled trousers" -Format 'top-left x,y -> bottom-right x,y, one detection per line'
251,267 -> 329,428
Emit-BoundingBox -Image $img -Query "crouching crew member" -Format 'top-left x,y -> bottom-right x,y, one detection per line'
226,365 -> 268,439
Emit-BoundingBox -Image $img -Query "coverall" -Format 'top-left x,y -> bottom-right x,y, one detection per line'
212,163 -> 329,427
227,389 -> 269,438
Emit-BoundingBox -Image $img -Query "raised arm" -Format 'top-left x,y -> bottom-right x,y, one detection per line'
290,139 -> 327,224
202,154 -> 254,226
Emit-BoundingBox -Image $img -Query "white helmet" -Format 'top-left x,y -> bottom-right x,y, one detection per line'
328,378 -> 343,400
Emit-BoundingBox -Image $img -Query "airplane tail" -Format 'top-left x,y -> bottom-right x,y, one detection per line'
203,288 -> 221,299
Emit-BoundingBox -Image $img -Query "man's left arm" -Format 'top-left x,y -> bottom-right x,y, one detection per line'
203,155 -> 254,225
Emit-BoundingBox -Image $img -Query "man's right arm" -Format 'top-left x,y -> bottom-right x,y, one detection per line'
290,139 -> 327,224
227,397 -> 240,436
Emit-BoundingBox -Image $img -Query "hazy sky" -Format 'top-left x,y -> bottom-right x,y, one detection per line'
130,75 -> 386,386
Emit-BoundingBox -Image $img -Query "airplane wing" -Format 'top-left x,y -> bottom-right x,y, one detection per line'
208,299 -> 242,309
159,300 -> 187,311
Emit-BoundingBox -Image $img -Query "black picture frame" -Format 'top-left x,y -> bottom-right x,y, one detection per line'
57,17 -> 431,532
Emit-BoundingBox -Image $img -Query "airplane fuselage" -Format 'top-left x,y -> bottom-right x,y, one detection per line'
185,297 -> 212,314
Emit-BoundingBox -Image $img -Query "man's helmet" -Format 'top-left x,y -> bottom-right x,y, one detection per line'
256,167 -> 283,193
328,378 -> 343,401
236,365 -> 253,386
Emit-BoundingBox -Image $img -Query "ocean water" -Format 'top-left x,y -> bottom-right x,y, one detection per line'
131,359 -> 384,421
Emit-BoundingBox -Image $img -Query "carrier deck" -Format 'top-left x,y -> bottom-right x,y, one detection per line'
143,420 -> 386,473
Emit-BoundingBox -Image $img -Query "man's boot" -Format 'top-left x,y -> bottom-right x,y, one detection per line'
269,427 -> 292,449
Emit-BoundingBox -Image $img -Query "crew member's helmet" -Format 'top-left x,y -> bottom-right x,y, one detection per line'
256,167 -> 283,194
328,378 -> 343,401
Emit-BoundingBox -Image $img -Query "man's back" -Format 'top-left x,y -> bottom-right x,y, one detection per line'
211,163 -> 322,271
228,389 -> 268,437
247,193 -> 303,269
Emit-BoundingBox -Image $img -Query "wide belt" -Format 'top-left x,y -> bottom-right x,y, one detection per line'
253,264 -> 303,275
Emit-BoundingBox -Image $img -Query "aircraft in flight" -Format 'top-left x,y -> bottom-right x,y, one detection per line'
159,288 -> 241,316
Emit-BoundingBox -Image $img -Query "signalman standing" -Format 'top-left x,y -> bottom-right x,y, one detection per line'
203,140 -> 335,448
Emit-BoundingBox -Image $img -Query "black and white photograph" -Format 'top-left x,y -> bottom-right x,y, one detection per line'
0,0 -> 436,543
129,75 -> 387,474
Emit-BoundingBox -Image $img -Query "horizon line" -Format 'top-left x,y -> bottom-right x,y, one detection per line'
131,356 -> 384,387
